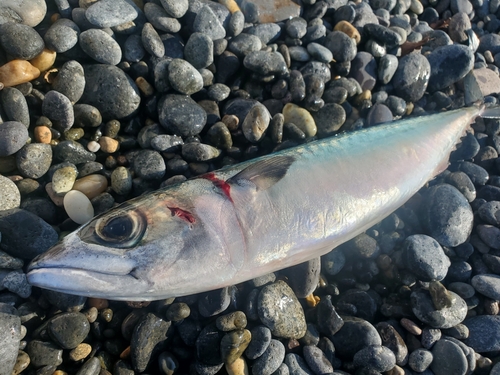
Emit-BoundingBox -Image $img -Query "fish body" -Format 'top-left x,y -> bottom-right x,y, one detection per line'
27,106 -> 491,300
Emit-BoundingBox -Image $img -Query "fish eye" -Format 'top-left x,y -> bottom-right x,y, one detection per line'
94,210 -> 146,248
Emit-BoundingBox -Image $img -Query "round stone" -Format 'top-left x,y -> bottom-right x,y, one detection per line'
228,33 -> 262,58
63,190 -> 94,224
471,274 -> 500,301
79,29 -> 122,66
0,22 -> 44,60
85,0 -> 138,28
160,0 -> 188,18
283,103 -> 317,137
427,45 -> 474,92
42,91 -> 74,132
48,312 -> 90,349
193,5 -> 226,40
72,174 -> 108,200
349,51 -> 378,91
184,32 -> 214,69
43,18 -> 80,53
133,150 -> 166,180
242,103 -> 271,143
52,166 -> 77,196
16,143 -> 52,179
0,175 -> 20,211
243,51 -> 288,76
111,166 -> 132,196
0,87 -> 29,127
353,345 -> 396,372
168,59 -> 204,95
430,339 -> 468,375
182,142 -> 221,162
0,121 -> 29,157
324,31 -> 357,63
402,235 -> 451,282
0,0 -> 47,27
158,94 -> 207,137
0,60 -> 40,87
251,339 -> 285,375
392,52 -> 430,102
142,22 -> 165,58
54,140 -> 96,164
464,315 -> 500,352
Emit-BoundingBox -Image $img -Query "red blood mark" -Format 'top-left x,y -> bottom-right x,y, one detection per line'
203,172 -> 232,202
168,207 -> 196,224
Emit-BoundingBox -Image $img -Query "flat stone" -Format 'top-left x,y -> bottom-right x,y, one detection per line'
473,68 -> 500,96
85,0 -> 138,28
247,0 -> 301,23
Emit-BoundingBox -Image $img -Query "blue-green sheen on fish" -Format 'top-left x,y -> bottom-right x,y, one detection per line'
27,105 -> 499,301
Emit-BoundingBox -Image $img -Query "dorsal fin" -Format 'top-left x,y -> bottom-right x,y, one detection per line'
228,155 -> 296,191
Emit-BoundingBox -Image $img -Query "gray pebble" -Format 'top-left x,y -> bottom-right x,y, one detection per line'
0,304 -> 21,375
79,29 -> 122,65
306,42 -> 333,64
324,31 -> 357,63
168,58 -> 203,95
142,22 -> 165,58
193,5 -> 226,40
182,142 -> 220,162
123,35 -> 146,62
284,353 -> 313,375
375,322 -> 408,365
131,313 -> 171,372
464,315 -> 500,352
430,339 -> 468,375
349,51 -> 378,91
366,103 -> 393,126
286,17 -> 307,39
257,280 -> 307,339
247,23 -> 281,45
73,104 -> 102,128
44,18 -> 80,53
158,94 -> 207,137
0,22 -> 44,60
427,45 -> 474,92
353,345 -> 396,372
392,52 -> 430,102
81,64 -> 141,120
16,143 -> 52,179
26,340 -> 63,368
208,84 -> 230,102
411,288 -> 467,329
111,166 -> 132,195
0,250 -> 23,270
471,274 -> 500,300
52,60 -> 85,104
75,357 -> 100,375
228,33 -> 262,57
85,0 -> 138,28
378,54 -> 398,85
303,345 -> 333,374
332,317 -> 381,358
150,134 -> 184,153
408,348 -> 433,372
242,103 -> 270,143
0,121 -> 28,157
184,32 -> 214,69
42,91 -> 74,132
195,323 -> 224,366
54,140 -> 96,164
445,171 -> 476,203
403,234 -> 450,282
288,46 -> 310,62
229,10 -> 244,37
448,282 -> 475,299
47,312 -> 90,349
246,325 -> 272,360
1,87 -> 29,127
0,269 -> 31,297
244,51 -> 287,76
423,184 -> 473,247
252,339 -> 285,375
132,150 -> 166,180
477,225 -> 500,249
281,258 -> 320,298
160,0 -> 188,18
143,4 -> 180,34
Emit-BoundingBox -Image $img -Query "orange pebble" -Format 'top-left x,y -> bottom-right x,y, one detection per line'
120,346 -> 131,359
334,20 -> 362,44
73,174 -> 108,200
135,77 -> 154,97
31,48 -> 57,72
99,136 -> 120,153
219,0 -> 240,13
34,126 -> 52,144
0,60 -> 40,87
88,298 -> 109,310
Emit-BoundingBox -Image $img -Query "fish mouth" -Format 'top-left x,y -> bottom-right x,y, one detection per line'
27,265 -> 151,301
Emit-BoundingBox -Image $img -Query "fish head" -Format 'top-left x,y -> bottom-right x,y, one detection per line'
27,179 -> 245,300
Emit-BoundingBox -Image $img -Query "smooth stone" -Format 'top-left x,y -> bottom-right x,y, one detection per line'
52,60 -> 85,104
144,5 -> 181,34
0,175 -> 20,211
44,18 -> 80,53
42,91 -> 74,132
349,51 -> 378,91
0,0 -> 47,27
307,42 -> 333,64
245,326 -> 272,360
85,0 -> 138,28
402,235 -> 451,282
244,0 -> 300,23
411,289 -> 467,329
375,322 -> 408,366
464,315 -> 500,352
378,54 -> 399,85
445,172 -> 476,202
81,64 -> 141,120
63,190 -> 94,224
158,94 -> 207,137
430,339 -> 468,375
284,353 -> 313,375
48,312 -> 90,349
257,280 -> 307,339
0,269 -> 31,297
473,68 -> 500,96
391,52 -> 430,102
228,33 -> 262,57
0,60 -> 40,87
423,184 -> 473,247
16,143 -> 52,179
365,23 -> 402,48
150,134 -> 184,153
54,141 -> 96,164
123,34 -> 145,62
72,174 -> 108,200
0,304 -> 21,375
111,166 -> 132,196
79,29 -> 122,65
242,103 -> 270,143
0,121 -> 29,156
193,5 -> 226,40
408,348 -> 433,372
52,166 -> 77,195
353,345 -> 396,372
247,23 -> 281,45
184,32 -> 214,69
142,22 -> 164,58
220,329 -> 251,364
168,58 -> 203,95
216,311 -> 247,332
303,345 -> 333,374
280,258 -> 320,299
283,103 -> 317,137
0,22 -> 44,60
131,313 -> 171,372
0,87 -> 29,127
160,0 -> 188,18
252,339 -> 285,375
332,317 -> 381,359
244,51 -> 287,76
471,274 -> 500,300
73,104 -> 102,128
366,103 -> 393,126
133,150 -> 166,180
195,323 -> 224,366
208,83 -> 230,101
182,142 -> 221,162
427,45 -> 474,92
26,340 -> 63,368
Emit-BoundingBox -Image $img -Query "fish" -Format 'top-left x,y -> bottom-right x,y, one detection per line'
26,104 -> 500,301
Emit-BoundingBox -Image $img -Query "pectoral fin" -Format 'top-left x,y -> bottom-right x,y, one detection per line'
228,155 -> 296,191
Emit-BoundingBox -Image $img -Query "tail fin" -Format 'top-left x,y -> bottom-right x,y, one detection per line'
481,106 -> 500,119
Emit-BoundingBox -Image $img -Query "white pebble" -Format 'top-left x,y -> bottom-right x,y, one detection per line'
87,140 -> 100,152
63,190 -> 94,224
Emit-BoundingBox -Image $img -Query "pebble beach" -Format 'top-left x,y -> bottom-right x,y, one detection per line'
2,0 -> 500,374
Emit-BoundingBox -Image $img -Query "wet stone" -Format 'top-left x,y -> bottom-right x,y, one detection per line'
392,52 -> 431,102
220,329 -> 251,364
16,143 -> 52,179
73,104 -> 102,129
79,29 -> 122,66
445,172 -> 476,202
150,134 -> 184,153
402,235 -> 450,282
0,22 -> 44,60
131,313 -> 171,373
378,54 -> 399,85
184,32 -> 214,69
375,322 -> 408,366
42,91 -> 74,132
132,150 -> 165,180
324,30 -> 357,63
85,0 -> 138,28
245,325 -> 272,360
182,142 -> 221,162
81,64 -> 141,120
411,288 -> 467,329
159,94 -> 207,137
26,340 -> 63,368
332,317 -> 382,359
242,103 -> 270,143
257,280 -> 307,339
47,312 -> 90,350
427,45 -> 474,92
353,345 -> 396,372
316,295 -> 344,337
198,287 -> 231,317
168,59 -> 203,95
54,141 -> 96,164
1,87 -> 29,127
244,51 -> 287,76
252,339 -> 285,375
196,323 -> 224,366
0,121 -> 29,157
423,184 -> 473,247
430,339 -> 468,375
